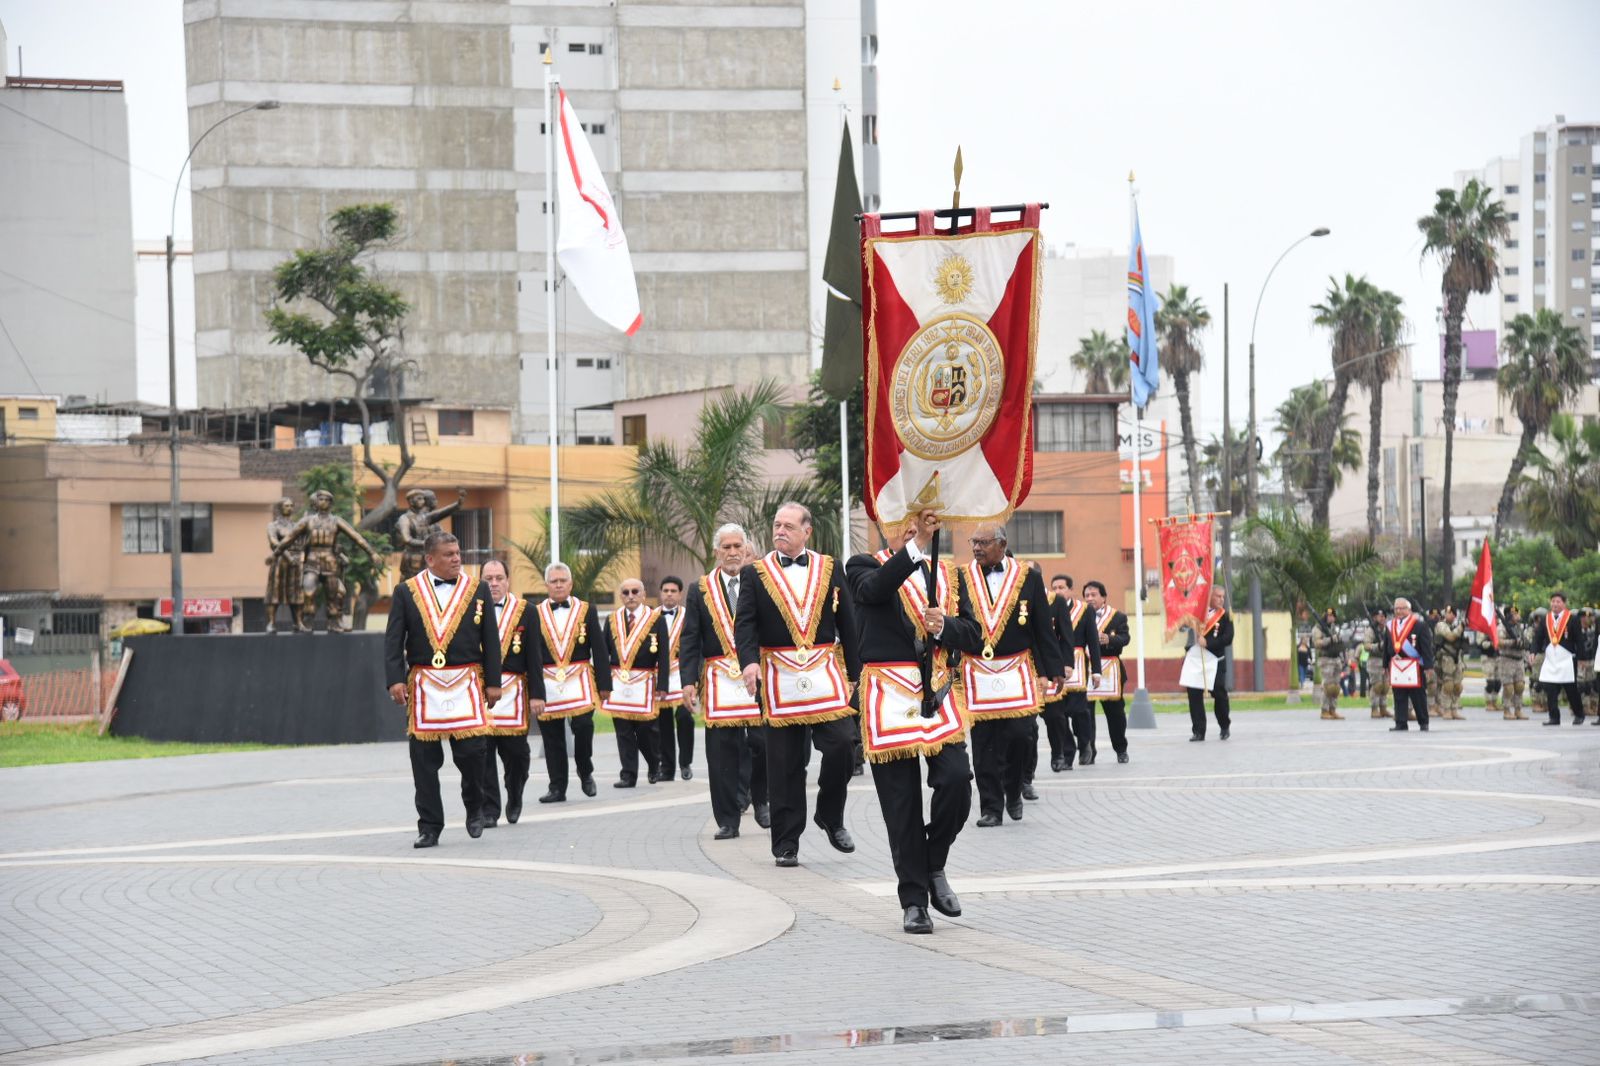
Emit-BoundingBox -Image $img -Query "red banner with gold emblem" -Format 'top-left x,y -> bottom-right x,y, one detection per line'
1157,517 -> 1214,638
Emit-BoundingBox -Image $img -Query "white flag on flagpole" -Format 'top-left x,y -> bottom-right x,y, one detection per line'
554,88 -> 642,336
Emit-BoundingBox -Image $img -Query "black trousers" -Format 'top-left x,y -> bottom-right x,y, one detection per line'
1392,687 -> 1429,729
1067,691 -> 1095,761
1099,699 -> 1129,755
764,716 -> 855,857
738,725 -> 767,810
613,716 -> 660,783
1041,697 -> 1076,764
1023,716 -> 1039,784
1186,680 -> 1231,737
870,742 -> 973,908
409,735 -> 488,835
657,703 -> 697,776
537,711 -> 594,796
970,716 -> 1032,816
1544,681 -> 1585,723
480,733 -> 531,820
706,723 -> 768,829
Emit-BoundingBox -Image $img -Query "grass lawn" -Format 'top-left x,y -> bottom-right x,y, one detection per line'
0,721 -> 279,769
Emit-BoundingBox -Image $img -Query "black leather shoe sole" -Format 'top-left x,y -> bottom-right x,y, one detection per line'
413,833 -> 439,849
613,780 -> 636,789
581,777 -> 598,797
975,813 -> 1002,827
774,852 -> 799,867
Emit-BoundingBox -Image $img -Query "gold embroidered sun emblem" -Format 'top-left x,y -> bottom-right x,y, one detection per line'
934,254 -> 974,305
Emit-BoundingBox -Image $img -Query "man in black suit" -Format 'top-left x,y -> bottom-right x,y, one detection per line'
1081,580 -> 1131,763
682,523 -> 769,839
1383,596 -> 1433,732
736,502 -> 861,867
533,562 -> 610,801
848,509 -> 983,934
1184,583 -> 1233,741
1533,591 -> 1585,725
1018,562 -> 1069,800
654,576 -> 696,780
602,578 -> 671,786
1048,574 -> 1102,768
384,532 -> 502,848
962,524 -> 1065,826
479,558 -> 546,826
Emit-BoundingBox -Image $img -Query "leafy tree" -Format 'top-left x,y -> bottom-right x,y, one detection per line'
1154,283 -> 1210,513
296,463 -> 393,630
1418,179 -> 1510,602
1494,309 -> 1591,542
1271,384 -> 1362,498
1365,535 -> 1600,616
1519,412 -> 1600,559
1070,329 -> 1130,394
788,371 -> 865,509
265,203 -> 416,529
507,508 -> 630,603
1242,508 -> 1381,617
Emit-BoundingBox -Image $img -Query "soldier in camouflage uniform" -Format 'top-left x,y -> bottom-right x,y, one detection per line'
1496,606 -> 1528,720
1312,608 -> 1346,721
1362,608 -> 1392,719
1527,609 -> 1547,720
1434,605 -> 1465,720
1423,609 -> 1442,716
1579,609 -> 1598,724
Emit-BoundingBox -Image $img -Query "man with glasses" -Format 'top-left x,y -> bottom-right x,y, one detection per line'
603,579 -> 671,786
478,558 -> 545,827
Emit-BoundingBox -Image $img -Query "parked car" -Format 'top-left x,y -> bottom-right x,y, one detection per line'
0,660 -> 26,721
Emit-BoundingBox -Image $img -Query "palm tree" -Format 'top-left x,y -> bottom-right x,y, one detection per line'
566,382 -> 842,570
1308,274 -> 1389,526
1494,309 -> 1591,542
1200,427 -> 1267,516
1243,508 -> 1381,617
1418,179 -> 1510,600
1071,329 -> 1130,394
1272,384 -> 1362,498
1519,412 -> 1600,559
508,508 -> 631,603
1355,290 -> 1407,540
1154,284 -> 1211,513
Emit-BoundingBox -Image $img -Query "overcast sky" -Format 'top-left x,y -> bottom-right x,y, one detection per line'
3,0 -> 1597,440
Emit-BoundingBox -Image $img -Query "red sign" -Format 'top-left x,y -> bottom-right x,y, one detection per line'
156,597 -> 234,619
1156,518 -> 1214,638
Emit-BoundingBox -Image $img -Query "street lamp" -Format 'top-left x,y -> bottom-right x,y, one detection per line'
166,99 -> 279,636
1244,226 -> 1329,688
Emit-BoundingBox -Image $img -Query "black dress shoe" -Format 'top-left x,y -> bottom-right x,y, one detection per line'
1006,801 -> 1024,821
814,814 -> 855,853
1116,752 -> 1129,764
614,779 -> 636,789
466,820 -> 484,839
413,832 -> 439,849
681,764 -> 694,780
580,776 -> 598,797
1389,725 -> 1408,732
852,763 -> 865,777
1419,724 -> 1429,731
928,871 -> 962,917
1083,749 -> 1096,766
903,905 -> 933,934
1021,783 -> 1038,801
754,802 -> 772,829
480,817 -> 498,828
1220,728 -> 1230,740
505,799 -> 522,824
648,770 -> 663,784
1050,756 -> 1066,773
714,824 -> 739,840
538,789 -> 566,803
1543,720 -> 1561,726
774,851 -> 799,867
975,812 -> 1002,827
1189,733 -> 1205,742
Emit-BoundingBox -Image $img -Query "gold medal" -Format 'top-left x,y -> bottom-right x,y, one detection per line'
431,649 -> 447,668
982,643 -> 995,661
578,624 -> 587,645
474,600 -> 483,624
555,664 -> 568,685
512,634 -> 521,655
1019,600 -> 1029,626
650,633 -> 658,654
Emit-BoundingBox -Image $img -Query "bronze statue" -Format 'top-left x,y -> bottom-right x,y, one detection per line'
271,489 -> 381,633
395,487 -> 467,582
264,497 -> 304,633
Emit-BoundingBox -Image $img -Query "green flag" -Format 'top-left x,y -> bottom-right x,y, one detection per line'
820,120 -> 862,402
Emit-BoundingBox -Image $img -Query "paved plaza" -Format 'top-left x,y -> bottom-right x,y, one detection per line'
2,709 -> 1599,1065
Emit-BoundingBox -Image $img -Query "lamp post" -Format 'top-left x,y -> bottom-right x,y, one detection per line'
1245,226 -> 1328,687
166,100 -> 278,635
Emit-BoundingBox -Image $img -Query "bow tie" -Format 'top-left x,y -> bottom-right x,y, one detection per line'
494,600 -> 505,609
778,553 -> 808,568
983,563 -> 1006,575
432,576 -> 457,587
662,608 -> 676,617
549,600 -> 571,610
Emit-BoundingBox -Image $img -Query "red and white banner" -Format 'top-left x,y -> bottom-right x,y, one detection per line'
1156,517 -> 1213,638
861,206 -> 1043,524
1467,539 -> 1496,649
555,87 -> 641,336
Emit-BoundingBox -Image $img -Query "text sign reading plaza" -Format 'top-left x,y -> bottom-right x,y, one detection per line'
156,598 -> 234,619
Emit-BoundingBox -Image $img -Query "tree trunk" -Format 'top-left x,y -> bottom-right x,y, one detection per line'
1366,380 -> 1384,541
1493,420 -> 1538,544
1174,370 -> 1201,513
1439,291 -> 1467,606
1310,377 -> 1353,527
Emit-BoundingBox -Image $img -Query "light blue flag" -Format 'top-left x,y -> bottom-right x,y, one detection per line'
1126,207 -> 1161,409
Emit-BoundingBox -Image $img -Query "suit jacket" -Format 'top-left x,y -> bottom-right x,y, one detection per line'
384,574 -> 502,689
1046,595 -> 1078,664
735,550 -> 861,681
680,570 -> 742,686
1382,615 -> 1435,670
539,599 -> 611,694
1531,611 -> 1582,659
845,546 -> 982,665
1184,610 -> 1235,657
1058,596 -> 1103,678
493,595 -> 546,699
602,607 -> 671,691
963,563 -> 1066,678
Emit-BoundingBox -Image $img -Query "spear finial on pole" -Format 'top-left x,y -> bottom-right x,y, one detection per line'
953,147 -> 964,214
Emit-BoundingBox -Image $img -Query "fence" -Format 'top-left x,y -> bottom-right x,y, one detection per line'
1,651 -> 118,724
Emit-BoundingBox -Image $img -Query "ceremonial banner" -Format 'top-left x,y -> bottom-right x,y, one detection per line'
1157,517 -> 1214,638
861,206 -> 1043,524
1467,540 -> 1497,649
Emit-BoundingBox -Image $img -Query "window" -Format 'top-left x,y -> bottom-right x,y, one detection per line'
1505,184 -> 1519,195
121,504 -> 213,554
589,123 -> 606,134
453,508 -> 493,566
576,357 -> 594,368
1535,257 -> 1546,268
1034,402 -> 1115,452
596,358 -> 611,369
1574,164 -> 1588,175
1575,192 -> 1589,203
1575,249 -> 1590,261
621,414 -> 646,447
762,408 -> 796,450
568,42 -> 586,53
1509,212 -> 1519,221
1573,221 -> 1588,232
17,406 -> 38,421
1009,512 -> 1063,555
1536,172 -> 1547,183
1574,308 -> 1587,319
538,42 -> 549,54
588,43 -> 603,55
1506,266 -> 1519,276
1506,239 -> 1519,249
437,409 -> 474,437
1505,293 -> 1519,303
1592,279 -> 1600,295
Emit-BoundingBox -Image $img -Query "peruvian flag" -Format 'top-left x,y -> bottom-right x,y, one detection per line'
861,206 -> 1043,524
555,88 -> 641,336
1467,539 -> 1497,649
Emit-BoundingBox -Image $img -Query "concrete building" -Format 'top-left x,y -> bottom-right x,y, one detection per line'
182,1 -> 867,448
132,240 -> 197,410
0,30 -> 139,406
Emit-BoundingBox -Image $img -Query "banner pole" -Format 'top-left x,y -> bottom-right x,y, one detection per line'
544,55 -> 562,565
838,399 -> 850,555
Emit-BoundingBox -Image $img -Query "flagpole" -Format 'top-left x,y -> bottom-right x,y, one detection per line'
544,51 -> 562,564
836,88 -> 851,556
1127,173 -> 1155,729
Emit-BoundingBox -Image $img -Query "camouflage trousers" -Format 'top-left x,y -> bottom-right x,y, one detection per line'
1318,657 -> 1344,718
1530,657 -> 1547,715
1496,657 -> 1527,719
1582,661 -> 1598,718
1366,662 -> 1390,717
1435,658 -> 1464,719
